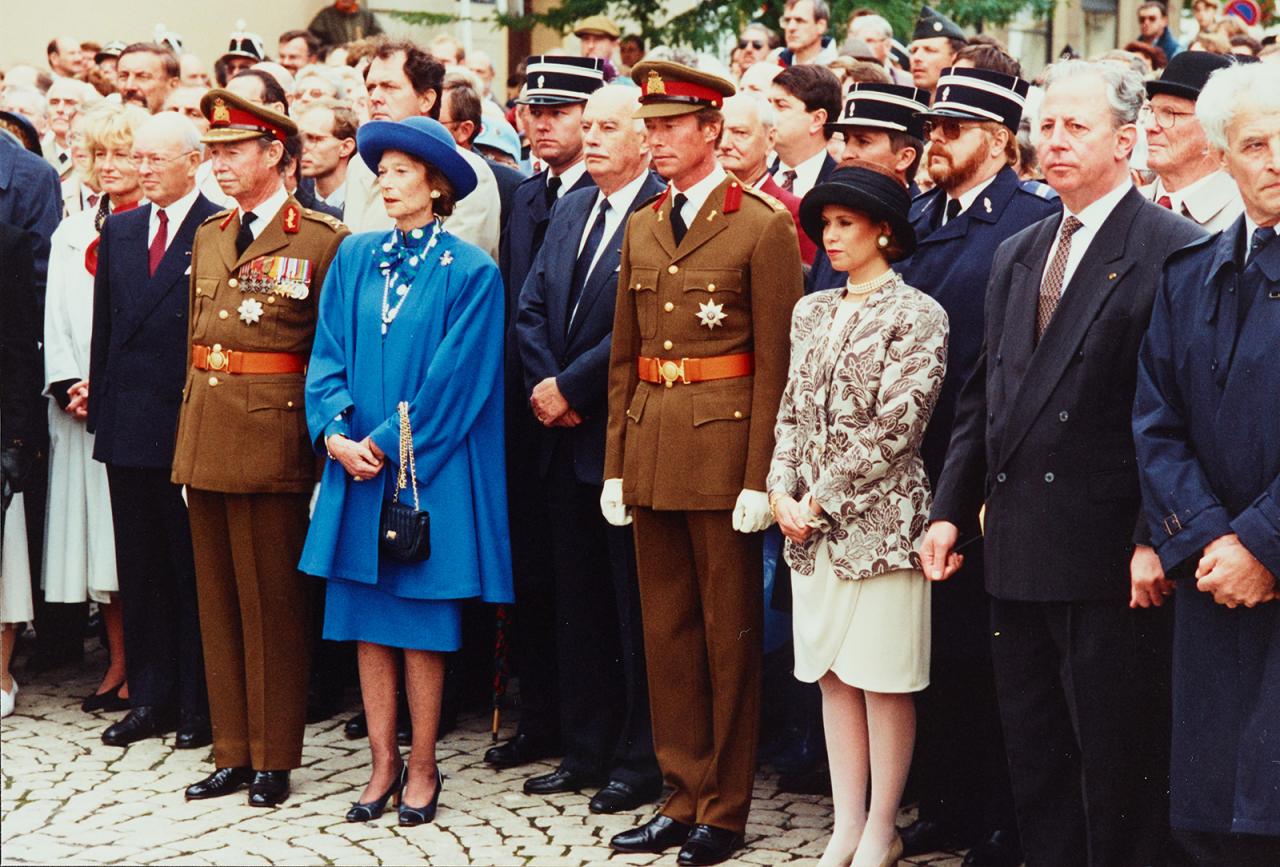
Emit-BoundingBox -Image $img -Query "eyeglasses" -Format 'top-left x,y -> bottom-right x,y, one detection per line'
1140,103 -> 1195,130
922,118 -> 979,141
129,151 -> 194,168
1138,14 -> 1162,22
738,38 -> 766,50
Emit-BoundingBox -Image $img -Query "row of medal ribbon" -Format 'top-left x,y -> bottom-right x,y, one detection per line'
236,255 -> 313,300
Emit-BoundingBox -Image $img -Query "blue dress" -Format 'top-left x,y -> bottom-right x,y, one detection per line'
299,225 -> 514,651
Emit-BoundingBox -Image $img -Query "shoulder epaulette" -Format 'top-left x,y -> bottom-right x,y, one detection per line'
738,183 -> 785,212
201,208 -> 234,227
301,207 -> 348,232
1020,180 -> 1058,201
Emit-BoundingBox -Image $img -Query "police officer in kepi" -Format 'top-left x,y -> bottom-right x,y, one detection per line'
174,89 -> 348,808
600,60 -> 803,866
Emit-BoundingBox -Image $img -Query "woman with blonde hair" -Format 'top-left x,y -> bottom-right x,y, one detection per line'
43,100 -> 148,714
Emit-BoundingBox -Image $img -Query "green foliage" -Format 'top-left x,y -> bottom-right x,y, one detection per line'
936,0 -> 1058,29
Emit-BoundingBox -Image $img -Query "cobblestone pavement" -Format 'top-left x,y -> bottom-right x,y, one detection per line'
2,653 -> 967,866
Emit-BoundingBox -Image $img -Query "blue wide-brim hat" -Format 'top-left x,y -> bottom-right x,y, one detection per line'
357,117 -> 478,200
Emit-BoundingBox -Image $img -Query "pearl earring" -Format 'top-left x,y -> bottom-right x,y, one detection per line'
430,189 -> 441,200
877,234 -> 890,248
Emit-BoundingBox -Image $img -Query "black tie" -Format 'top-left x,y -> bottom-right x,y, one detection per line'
567,199 -> 611,330
671,193 -> 689,245
1247,226 -> 1275,266
545,174 -> 562,210
945,198 -> 962,224
236,212 -> 257,257
93,194 -> 111,232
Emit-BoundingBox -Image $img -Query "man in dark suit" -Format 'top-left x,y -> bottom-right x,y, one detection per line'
1,220 -> 43,514
514,84 -> 665,814
896,68 -> 1058,867
439,76 -> 527,234
87,113 -> 219,748
488,55 -> 605,770
921,61 -> 1206,867
766,64 -> 839,199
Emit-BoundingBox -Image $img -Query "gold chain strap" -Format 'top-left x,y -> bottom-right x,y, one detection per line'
393,400 -> 420,510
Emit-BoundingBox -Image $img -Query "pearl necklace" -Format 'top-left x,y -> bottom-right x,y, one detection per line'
380,220 -> 443,335
844,269 -> 899,298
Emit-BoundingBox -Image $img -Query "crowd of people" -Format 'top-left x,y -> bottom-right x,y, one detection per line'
1,1 -> 1278,866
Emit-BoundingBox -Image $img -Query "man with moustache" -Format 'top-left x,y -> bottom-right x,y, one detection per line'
910,6 -> 966,92
88,112 -> 218,749
485,55 -> 606,772
603,60 -> 802,866
277,30 -> 320,77
1141,51 -> 1243,232
894,67 -> 1057,867
919,60 -> 1206,866
514,83 -> 665,814
44,78 -> 89,180
736,23 -> 777,71
47,37 -> 86,81
116,43 -> 180,114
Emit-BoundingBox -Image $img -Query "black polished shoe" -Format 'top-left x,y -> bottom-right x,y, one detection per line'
398,768 -> 443,826
900,818 -> 962,858
347,765 -> 405,822
185,767 -> 253,800
344,712 -> 368,739
82,682 -> 130,714
589,779 -> 662,814
174,714 -> 212,750
248,770 -> 290,807
963,830 -> 1022,867
610,815 -> 694,854
101,706 -> 174,746
523,767 -> 602,795
483,732 -> 559,769
677,824 -> 745,866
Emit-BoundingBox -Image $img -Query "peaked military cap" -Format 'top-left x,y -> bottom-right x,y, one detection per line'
631,60 -> 735,118
517,56 -> 606,105
827,83 -> 930,139
920,67 -> 1029,131
913,5 -> 966,42
200,88 -> 297,144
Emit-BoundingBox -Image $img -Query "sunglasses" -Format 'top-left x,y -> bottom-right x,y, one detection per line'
738,38 -> 766,50
922,118 -> 978,140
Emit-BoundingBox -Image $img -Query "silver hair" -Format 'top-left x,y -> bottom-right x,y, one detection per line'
1197,62 -> 1280,151
294,64 -> 346,101
138,110 -> 204,156
1041,59 -> 1144,127
1,85 -> 48,120
589,83 -> 646,136
849,14 -> 893,40
723,92 -> 778,130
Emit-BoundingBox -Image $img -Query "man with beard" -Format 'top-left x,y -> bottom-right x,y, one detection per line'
910,6 -> 966,92
116,43 -> 180,114
894,67 -> 1057,867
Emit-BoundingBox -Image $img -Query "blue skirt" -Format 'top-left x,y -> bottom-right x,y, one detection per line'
323,577 -> 463,651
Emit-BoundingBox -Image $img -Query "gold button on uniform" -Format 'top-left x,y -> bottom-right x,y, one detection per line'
707,283 -> 716,292
663,340 -> 674,350
218,310 -> 229,319
664,301 -> 675,312
208,376 -> 219,386
228,278 -> 238,288
267,296 -> 276,304
195,287 -> 203,296
733,410 -> 742,419
286,400 -> 294,408
668,265 -> 679,274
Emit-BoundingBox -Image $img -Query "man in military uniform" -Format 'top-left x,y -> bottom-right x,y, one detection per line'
602,60 -> 803,866
173,89 -> 348,807
910,6 -> 966,93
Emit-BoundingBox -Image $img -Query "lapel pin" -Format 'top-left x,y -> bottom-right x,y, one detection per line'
706,209 -> 717,222
983,197 -> 992,213
1108,272 -> 1118,280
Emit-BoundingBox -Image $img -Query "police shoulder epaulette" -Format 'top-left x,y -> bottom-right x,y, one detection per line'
1020,180 -> 1058,201
301,207 -> 347,232
738,183 -> 784,212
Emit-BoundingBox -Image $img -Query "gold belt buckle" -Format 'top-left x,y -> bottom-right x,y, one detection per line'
659,358 -> 687,388
206,343 -> 230,372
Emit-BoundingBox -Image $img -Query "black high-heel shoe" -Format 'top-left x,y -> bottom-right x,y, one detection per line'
398,767 -> 444,826
346,764 -> 405,822
82,681 -> 129,713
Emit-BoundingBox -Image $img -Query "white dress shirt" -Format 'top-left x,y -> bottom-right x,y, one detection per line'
1041,180 -> 1133,296
576,169 -> 651,274
243,185 -> 289,240
147,185 -> 201,251
941,172 -> 999,227
774,147 -> 827,199
671,163 -> 728,229
550,159 -> 589,198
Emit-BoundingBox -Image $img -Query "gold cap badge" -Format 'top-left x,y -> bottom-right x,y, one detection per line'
647,70 -> 666,95
211,98 -> 231,125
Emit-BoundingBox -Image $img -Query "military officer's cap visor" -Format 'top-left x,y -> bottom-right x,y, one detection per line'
200,89 -> 297,144
632,61 -> 735,119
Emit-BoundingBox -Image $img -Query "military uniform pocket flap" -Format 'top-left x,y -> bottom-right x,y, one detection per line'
626,387 -> 649,422
691,390 -> 751,427
629,267 -> 659,292
682,269 -> 741,294
247,382 -> 304,412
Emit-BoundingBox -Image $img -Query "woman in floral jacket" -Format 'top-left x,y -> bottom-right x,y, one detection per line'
768,163 -> 948,867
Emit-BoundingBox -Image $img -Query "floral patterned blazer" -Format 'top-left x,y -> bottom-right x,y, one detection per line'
768,276 -> 948,581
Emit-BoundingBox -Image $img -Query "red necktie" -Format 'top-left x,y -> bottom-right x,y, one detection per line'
1157,195 -> 1173,210
148,208 -> 168,276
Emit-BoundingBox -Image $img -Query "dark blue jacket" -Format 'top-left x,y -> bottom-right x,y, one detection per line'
0,135 -> 61,308
898,168 -> 1058,489
486,157 -> 528,235
1132,217 -> 1279,836
1150,26 -> 1184,61
514,172 -> 666,484
88,195 -> 221,468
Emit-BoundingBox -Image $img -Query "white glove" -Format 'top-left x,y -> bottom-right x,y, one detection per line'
600,477 -> 632,526
731,489 -> 774,533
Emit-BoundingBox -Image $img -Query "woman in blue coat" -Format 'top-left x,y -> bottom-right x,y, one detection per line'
300,116 -> 513,826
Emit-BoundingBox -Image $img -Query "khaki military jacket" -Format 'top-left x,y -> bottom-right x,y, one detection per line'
171,196 -> 348,493
604,174 -> 803,511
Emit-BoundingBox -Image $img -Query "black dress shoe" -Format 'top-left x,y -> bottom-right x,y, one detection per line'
344,712 -> 368,739
963,830 -> 1022,867
900,818 -> 962,857
248,770 -> 290,807
175,714 -> 212,750
185,767 -> 254,800
610,815 -> 694,853
589,780 -> 663,814
677,824 -> 744,866
523,768 -> 602,795
101,707 -> 174,746
483,732 -> 559,769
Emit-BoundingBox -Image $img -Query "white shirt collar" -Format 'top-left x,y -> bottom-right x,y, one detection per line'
149,185 -> 201,243
775,146 -> 827,197
944,172 -> 1000,225
595,168 -> 651,216
1066,178 -> 1132,230
672,163 -> 728,224
550,159 -> 588,196
315,178 -> 346,209
1153,170 -> 1239,225
244,184 -> 289,238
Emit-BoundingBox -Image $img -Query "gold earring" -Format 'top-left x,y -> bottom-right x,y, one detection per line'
430,189 -> 441,200
877,234 -> 890,248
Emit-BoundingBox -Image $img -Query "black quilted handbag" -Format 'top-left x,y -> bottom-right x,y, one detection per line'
379,401 -> 430,562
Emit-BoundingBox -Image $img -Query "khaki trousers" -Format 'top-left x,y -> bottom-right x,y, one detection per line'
187,489 -> 313,770
632,507 -> 763,834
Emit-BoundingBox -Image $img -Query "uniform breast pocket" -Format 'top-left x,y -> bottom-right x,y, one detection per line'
192,279 -> 220,336
246,380 -> 308,481
682,269 -> 742,297
628,267 -> 659,338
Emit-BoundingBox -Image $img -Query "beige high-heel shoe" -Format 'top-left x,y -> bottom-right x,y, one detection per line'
876,833 -> 904,867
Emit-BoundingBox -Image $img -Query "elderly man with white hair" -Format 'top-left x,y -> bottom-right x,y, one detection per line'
847,13 -> 912,84
1133,60 -> 1280,867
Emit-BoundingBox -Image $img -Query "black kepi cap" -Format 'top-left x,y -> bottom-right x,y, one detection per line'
913,5 -> 966,42
517,56 -> 606,105
919,67 -> 1029,132
827,83 -> 931,139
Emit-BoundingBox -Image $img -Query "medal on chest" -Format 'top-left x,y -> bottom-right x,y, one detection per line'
696,299 -> 727,330
236,255 -> 313,299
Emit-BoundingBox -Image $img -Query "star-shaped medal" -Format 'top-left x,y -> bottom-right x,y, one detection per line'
696,299 -> 727,330
237,298 -> 264,325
